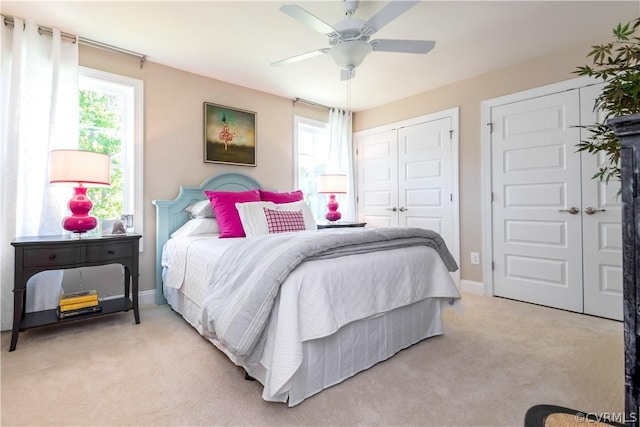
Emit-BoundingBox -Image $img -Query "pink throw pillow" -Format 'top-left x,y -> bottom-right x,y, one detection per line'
263,208 -> 306,234
259,189 -> 303,204
204,189 -> 261,238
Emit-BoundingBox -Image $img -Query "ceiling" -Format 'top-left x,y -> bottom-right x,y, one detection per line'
2,1 -> 638,111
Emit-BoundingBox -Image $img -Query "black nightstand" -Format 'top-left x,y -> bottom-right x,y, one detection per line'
9,234 -> 141,351
317,221 -> 367,229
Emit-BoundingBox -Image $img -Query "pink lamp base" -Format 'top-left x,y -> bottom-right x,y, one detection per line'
325,194 -> 342,222
63,186 -> 98,233
62,215 -> 98,233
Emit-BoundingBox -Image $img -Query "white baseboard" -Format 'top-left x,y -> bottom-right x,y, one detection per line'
138,289 -> 157,306
460,280 -> 484,295
103,289 -> 157,306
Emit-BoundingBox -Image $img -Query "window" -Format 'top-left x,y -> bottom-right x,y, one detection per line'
79,67 -> 143,247
294,116 -> 329,221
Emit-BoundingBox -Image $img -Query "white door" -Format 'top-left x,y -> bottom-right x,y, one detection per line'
491,90 -> 585,313
490,84 -> 623,321
398,117 -> 453,246
356,129 -> 398,227
580,84 -> 623,320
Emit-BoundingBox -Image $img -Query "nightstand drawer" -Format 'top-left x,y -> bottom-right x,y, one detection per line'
86,242 -> 133,263
23,246 -> 81,268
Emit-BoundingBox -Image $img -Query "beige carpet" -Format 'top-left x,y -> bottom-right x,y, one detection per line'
1,293 -> 623,426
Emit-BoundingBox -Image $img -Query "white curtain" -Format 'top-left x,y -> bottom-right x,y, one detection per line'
327,108 -> 355,220
1,19 -> 79,330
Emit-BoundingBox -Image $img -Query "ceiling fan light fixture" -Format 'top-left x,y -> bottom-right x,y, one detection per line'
275,1 -> 433,80
328,41 -> 372,69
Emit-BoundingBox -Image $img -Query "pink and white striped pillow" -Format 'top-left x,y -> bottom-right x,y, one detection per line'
263,208 -> 306,234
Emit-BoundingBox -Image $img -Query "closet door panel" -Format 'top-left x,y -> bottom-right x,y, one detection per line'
580,83 -> 623,320
356,130 -> 398,227
491,90 -> 584,313
398,117 -> 453,246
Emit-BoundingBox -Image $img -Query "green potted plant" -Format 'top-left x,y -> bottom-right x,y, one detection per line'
575,17 -> 640,183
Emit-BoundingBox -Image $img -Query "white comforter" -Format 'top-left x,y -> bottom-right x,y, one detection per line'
255,244 -> 460,401
162,231 -> 460,403
162,235 -> 236,290
200,227 -> 458,357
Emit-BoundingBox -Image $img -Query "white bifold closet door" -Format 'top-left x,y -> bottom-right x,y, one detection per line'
356,116 -> 454,241
490,83 -> 622,321
579,84 -> 623,320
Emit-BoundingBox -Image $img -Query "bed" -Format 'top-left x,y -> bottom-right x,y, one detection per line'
153,173 -> 461,407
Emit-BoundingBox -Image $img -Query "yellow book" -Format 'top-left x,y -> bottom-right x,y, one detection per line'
59,289 -> 98,306
59,299 -> 99,312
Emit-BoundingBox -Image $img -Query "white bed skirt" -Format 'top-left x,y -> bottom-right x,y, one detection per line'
164,283 -> 445,406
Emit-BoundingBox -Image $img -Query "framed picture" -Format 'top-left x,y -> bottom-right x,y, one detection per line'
203,102 -> 256,166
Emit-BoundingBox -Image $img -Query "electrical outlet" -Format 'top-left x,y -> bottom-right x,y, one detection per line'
470,252 -> 480,265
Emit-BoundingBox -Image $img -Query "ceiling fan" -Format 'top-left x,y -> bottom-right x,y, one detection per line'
271,0 -> 435,80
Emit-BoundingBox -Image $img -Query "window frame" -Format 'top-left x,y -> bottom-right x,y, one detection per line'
79,66 -> 144,250
293,115 -> 329,186
293,115 -> 330,221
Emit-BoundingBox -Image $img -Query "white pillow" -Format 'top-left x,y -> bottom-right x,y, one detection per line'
184,199 -> 214,219
171,218 -> 219,237
236,200 -> 317,237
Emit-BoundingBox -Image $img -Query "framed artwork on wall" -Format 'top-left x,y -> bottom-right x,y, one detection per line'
203,102 -> 256,166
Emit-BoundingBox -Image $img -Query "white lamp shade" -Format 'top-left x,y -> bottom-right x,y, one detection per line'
317,174 -> 347,194
50,149 -> 111,186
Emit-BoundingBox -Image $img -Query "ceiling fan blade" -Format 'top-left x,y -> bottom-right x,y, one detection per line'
370,39 -> 436,54
360,1 -> 419,36
340,67 -> 356,81
280,5 -> 340,37
271,48 -> 329,67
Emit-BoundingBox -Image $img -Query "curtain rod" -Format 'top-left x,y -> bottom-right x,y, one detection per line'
293,97 -> 332,110
2,15 -> 147,69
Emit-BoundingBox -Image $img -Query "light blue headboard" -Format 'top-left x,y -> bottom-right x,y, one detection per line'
151,173 -> 262,304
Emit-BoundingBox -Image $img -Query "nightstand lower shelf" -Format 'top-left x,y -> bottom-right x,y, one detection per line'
20,297 -> 134,330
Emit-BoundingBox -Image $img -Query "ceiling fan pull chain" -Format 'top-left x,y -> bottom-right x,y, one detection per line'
347,71 -> 352,112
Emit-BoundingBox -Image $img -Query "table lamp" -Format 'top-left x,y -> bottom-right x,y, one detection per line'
49,149 -> 111,234
317,174 -> 347,222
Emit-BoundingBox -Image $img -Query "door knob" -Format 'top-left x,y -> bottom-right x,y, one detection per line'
584,207 -> 606,215
399,207 -> 407,212
386,207 -> 398,212
558,207 -> 579,215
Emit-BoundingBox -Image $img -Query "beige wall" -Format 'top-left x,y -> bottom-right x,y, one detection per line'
79,40 -> 593,295
353,43 -> 594,284
79,45 -> 327,296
